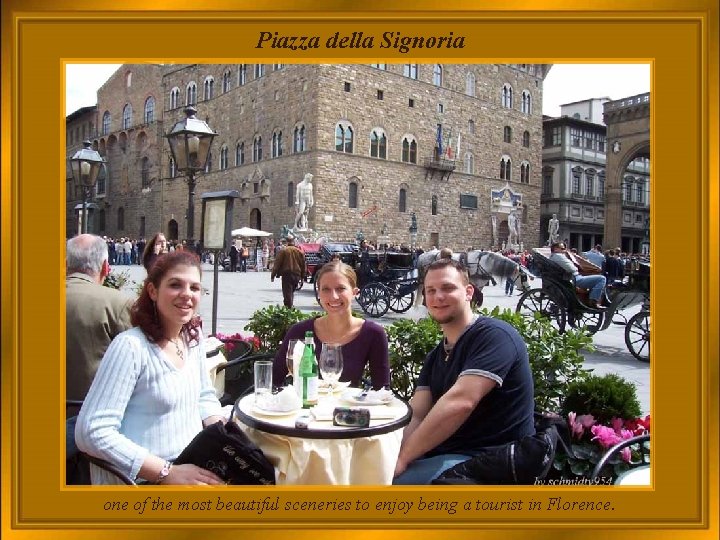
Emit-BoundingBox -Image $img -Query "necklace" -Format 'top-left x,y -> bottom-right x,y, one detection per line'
169,337 -> 184,361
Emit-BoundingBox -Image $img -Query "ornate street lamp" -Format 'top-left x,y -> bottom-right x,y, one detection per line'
69,140 -> 106,234
408,212 -> 418,248
165,106 -> 217,247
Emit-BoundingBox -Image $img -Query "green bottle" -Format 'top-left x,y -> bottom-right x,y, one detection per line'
299,331 -> 318,408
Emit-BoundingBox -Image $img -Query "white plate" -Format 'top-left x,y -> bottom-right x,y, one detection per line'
340,389 -> 394,406
252,405 -> 300,417
318,380 -> 351,393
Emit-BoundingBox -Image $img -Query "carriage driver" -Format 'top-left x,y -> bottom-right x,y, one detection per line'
549,242 -> 607,310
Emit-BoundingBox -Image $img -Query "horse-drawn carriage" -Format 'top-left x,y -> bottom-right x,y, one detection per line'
355,251 -> 418,318
516,248 -> 650,362
299,242 -> 358,291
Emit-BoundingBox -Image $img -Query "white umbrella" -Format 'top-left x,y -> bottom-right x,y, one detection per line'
231,226 -> 272,237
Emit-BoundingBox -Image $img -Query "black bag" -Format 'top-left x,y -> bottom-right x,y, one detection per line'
432,413 -> 573,485
174,411 -> 275,485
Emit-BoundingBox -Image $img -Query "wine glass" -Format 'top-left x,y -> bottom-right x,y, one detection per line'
319,343 -> 344,394
285,339 -> 301,386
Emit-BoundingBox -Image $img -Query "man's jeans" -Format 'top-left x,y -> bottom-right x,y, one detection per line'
392,454 -> 471,485
574,274 -> 606,301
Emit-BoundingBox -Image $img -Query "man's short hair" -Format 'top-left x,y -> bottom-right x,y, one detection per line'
550,241 -> 565,251
425,258 -> 470,285
67,234 -> 108,275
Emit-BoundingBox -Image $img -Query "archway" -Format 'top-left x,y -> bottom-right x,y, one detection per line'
603,93 -> 650,250
249,208 -> 261,230
167,219 -> 179,241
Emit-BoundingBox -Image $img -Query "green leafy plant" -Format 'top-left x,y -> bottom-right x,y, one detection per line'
103,269 -> 133,290
385,317 -> 443,400
561,373 -> 642,424
244,305 -> 311,352
479,307 -> 594,413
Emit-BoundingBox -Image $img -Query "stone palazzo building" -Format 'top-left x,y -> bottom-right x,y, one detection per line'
66,63 -> 551,250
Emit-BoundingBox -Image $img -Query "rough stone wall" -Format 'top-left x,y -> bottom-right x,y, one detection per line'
84,63 -> 543,249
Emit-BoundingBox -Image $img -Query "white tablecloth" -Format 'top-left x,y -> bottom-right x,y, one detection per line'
234,393 -> 407,485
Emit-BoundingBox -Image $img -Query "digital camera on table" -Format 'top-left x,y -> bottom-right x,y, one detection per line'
332,407 -> 370,428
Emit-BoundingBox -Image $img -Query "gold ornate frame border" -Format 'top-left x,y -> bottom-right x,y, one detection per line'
2,1 -> 718,539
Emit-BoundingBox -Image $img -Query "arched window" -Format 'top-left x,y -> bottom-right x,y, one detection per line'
186,82 -> 197,105
141,157 -> 150,188
500,156 -> 512,180
401,136 -> 417,164
144,97 -> 155,124
220,145 -> 228,169
399,188 -> 407,212
222,70 -> 232,93
465,72 -> 476,96
403,64 -> 418,79
254,64 -> 265,78
169,158 -> 176,178
238,64 -> 247,86
431,195 -> 438,216
370,128 -> 387,159
205,152 -> 212,173
465,153 -> 474,174
293,124 -> 306,153
272,130 -> 283,158
253,136 -> 263,162
122,104 -> 132,129
117,207 -> 125,230
125,71 -> 132,87
502,84 -> 513,108
520,162 -> 530,184
468,119 -> 475,134
349,182 -> 358,209
504,126 -> 512,143
287,182 -> 294,207
102,111 -> 111,135
521,91 -> 532,114
203,77 -> 214,101
523,130 -> 530,148
170,87 -> 180,109
433,64 -> 443,86
335,122 -> 353,153
236,142 -> 244,166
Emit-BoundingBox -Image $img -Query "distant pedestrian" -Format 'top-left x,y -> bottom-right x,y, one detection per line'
270,235 -> 306,308
229,243 -> 239,272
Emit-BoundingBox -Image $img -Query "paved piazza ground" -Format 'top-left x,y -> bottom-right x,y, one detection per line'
115,262 -> 650,416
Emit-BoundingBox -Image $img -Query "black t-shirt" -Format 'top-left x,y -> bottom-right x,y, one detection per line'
417,316 -> 535,456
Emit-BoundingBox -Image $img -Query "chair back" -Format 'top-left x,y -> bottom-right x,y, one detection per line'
216,352 -> 276,406
589,433 -> 650,482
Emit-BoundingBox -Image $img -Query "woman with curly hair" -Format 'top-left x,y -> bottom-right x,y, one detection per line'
76,251 -> 225,485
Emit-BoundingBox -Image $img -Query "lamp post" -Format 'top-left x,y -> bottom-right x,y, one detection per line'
408,212 -> 418,248
165,106 -> 217,247
69,140 -> 106,234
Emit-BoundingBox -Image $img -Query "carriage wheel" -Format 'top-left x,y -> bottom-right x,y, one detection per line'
357,283 -> 389,318
389,290 -> 415,313
294,279 -> 304,291
568,309 -> 605,335
516,289 -> 566,332
625,310 -> 650,362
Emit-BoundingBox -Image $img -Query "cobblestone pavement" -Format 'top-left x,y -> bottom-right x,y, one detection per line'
114,262 -> 650,415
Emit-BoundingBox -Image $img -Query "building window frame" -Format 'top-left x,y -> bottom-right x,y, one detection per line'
433,64 -> 443,86
403,63 -> 418,79
253,136 -> 263,162
465,72 -> 475,96
122,104 -> 132,130
102,111 -> 111,135
500,156 -> 512,181
502,84 -> 513,108
144,97 -> 155,124
398,188 -> 407,213
293,124 -> 306,153
203,77 -> 214,101
401,136 -> 417,164
335,121 -> 354,153
504,126 -> 512,143
348,181 -> 358,209
370,128 -> 387,159
522,130 -> 530,148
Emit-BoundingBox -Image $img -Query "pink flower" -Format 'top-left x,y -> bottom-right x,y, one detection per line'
568,412 -> 585,440
578,414 -> 596,429
620,447 -> 632,462
591,425 -> 622,448
610,417 -> 624,434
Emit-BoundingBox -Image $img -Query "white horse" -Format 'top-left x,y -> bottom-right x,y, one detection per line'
413,249 -> 533,307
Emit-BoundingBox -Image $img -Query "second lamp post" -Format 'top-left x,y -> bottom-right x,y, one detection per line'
166,106 -> 217,247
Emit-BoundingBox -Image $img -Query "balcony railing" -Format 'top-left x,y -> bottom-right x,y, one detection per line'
424,156 -> 456,172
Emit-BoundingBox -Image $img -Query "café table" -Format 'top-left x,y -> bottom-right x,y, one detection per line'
233,391 -> 412,485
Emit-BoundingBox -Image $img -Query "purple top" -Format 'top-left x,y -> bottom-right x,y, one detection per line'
272,317 -> 390,389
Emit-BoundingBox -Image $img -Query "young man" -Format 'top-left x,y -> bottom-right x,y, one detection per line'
393,259 -> 535,485
270,235 -> 306,308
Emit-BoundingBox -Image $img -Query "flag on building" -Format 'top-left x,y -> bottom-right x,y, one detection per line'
436,124 -> 443,156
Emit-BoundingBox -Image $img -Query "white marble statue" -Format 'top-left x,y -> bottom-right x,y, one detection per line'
507,210 -> 519,246
294,173 -> 314,231
548,213 -> 560,245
